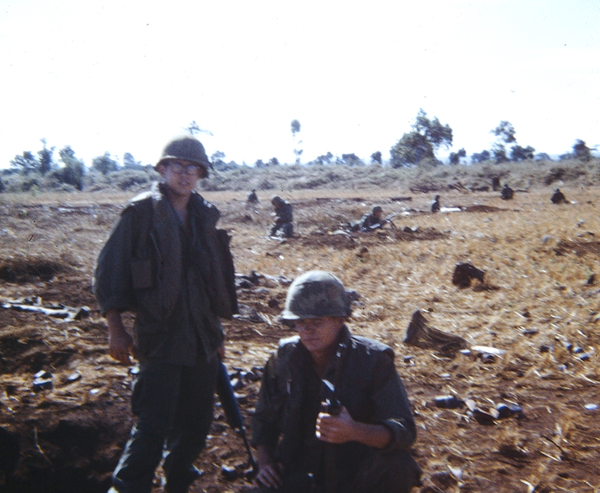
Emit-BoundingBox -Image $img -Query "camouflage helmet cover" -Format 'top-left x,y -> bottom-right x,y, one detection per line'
282,270 -> 351,320
156,135 -> 211,178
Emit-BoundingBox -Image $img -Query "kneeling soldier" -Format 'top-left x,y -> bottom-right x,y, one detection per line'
251,271 -> 421,493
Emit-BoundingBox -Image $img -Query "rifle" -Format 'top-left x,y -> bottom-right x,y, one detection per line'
364,213 -> 398,232
216,361 -> 258,478
382,212 -> 398,230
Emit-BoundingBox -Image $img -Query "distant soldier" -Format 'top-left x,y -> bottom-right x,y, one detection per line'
491,177 -> 501,192
247,189 -> 259,204
431,195 -> 440,213
270,195 -> 294,238
551,188 -> 569,204
500,184 -> 514,200
350,205 -> 389,233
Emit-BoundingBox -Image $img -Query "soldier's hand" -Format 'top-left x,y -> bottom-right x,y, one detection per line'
315,405 -> 356,444
106,310 -> 135,364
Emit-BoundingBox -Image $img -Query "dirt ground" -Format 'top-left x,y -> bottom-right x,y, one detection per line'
1,187 -> 599,493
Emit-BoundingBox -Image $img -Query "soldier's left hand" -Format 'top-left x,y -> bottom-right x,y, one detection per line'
315,406 -> 356,444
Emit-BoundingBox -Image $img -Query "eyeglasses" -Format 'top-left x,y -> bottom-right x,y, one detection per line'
294,318 -> 331,333
168,161 -> 202,176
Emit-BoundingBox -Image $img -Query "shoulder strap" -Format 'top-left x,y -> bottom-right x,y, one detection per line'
129,196 -> 154,255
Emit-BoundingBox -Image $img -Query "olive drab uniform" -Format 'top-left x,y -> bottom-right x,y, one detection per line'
270,196 -> 294,238
251,328 -> 421,493
94,180 -> 237,493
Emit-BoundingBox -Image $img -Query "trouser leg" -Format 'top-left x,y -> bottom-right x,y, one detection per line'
162,355 -> 219,493
111,362 -> 182,493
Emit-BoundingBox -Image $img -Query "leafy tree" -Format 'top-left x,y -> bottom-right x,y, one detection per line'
490,121 -> 534,163
572,139 -> 592,162
10,151 -> 39,174
492,144 -> 508,164
341,153 -> 364,166
56,145 -> 85,190
293,148 -> 303,164
255,159 -> 266,168
390,109 -> 453,168
290,119 -> 303,164
449,148 -> 466,165
491,121 -> 516,144
471,150 -> 491,163
38,139 -> 56,175
370,151 -> 382,165
268,157 -> 280,166
123,152 -> 142,169
535,152 -> 551,161
92,152 -> 119,175
510,145 -> 535,161
211,151 -> 226,169
290,119 -> 301,138
313,152 -> 334,165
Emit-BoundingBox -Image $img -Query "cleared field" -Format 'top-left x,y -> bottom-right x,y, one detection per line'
1,186 -> 599,493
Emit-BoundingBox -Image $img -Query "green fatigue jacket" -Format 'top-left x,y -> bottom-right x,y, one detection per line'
94,182 -> 237,365
274,201 -> 293,226
251,326 -> 417,487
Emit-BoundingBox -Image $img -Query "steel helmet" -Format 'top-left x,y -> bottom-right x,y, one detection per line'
156,135 -> 211,178
282,270 -> 351,320
271,195 -> 284,206
372,205 -> 383,214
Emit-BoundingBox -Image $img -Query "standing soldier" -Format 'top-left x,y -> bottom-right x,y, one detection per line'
94,135 -> 237,493
270,195 -> 294,238
251,271 -> 421,493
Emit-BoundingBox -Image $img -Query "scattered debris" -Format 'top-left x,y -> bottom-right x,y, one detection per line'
32,370 -> 53,392
452,262 -> 485,288
433,396 -> 465,409
1,297 -> 91,322
221,464 -> 238,480
403,310 -> 468,355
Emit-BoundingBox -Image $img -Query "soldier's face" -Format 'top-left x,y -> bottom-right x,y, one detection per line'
158,160 -> 202,197
295,317 -> 345,356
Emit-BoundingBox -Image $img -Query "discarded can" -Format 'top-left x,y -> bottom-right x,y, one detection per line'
34,370 -> 52,380
33,378 -> 53,392
221,465 -> 238,481
496,403 -> 523,418
434,396 -> 464,409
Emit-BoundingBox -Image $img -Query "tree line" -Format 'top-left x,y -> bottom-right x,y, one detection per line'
2,113 -> 596,193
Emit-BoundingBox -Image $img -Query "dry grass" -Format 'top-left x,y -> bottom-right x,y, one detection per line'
1,184 -> 599,492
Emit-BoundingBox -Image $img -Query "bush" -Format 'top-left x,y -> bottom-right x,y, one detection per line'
110,169 -> 153,191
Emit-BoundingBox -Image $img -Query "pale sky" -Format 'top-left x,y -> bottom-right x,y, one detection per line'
1,0 -> 599,168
